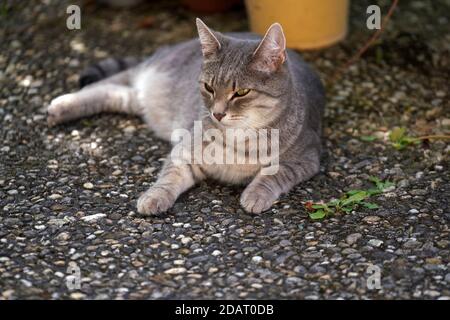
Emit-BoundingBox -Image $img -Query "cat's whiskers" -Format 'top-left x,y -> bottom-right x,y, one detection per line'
241,117 -> 277,131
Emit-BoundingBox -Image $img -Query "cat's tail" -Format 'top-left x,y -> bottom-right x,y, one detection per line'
79,57 -> 142,88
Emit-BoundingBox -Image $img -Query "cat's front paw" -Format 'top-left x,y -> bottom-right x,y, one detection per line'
240,187 -> 277,214
47,93 -> 77,127
137,187 -> 176,216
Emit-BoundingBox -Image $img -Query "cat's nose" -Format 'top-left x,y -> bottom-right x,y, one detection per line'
213,112 -> 226,122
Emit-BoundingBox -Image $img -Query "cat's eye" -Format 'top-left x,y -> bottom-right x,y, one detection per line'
234,88 -> 251,97
204,83 -> 214,94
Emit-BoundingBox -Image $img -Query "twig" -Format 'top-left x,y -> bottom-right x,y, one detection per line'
412,135 -> 450,141
331,0 -> 399,83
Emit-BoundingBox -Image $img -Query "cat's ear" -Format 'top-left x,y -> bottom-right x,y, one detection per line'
251,23 -> 286,73
196,18 -> 221,58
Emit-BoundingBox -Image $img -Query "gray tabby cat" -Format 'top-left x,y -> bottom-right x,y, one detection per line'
47,19 -> 325,215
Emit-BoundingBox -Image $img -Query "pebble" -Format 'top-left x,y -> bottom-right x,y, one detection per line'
181,236 -> 193,245
368,239 -> 384,247
280,240 -> 292,247
81,213 -> 106,222
424,290 -> 441,298
164,267 -> 187,275
173,260 -> 185,266
252,256 -> 263,264
362,216 -> 381,224
346,233 -> 362,245
70,292 -> 86,300
211,250 -> 222,256
56,232 -> 70,241
444,273 -> 450,283
83,182 -> 94,189
403,240 -> 421,249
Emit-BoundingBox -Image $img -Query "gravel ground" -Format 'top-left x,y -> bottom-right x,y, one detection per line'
0,0 -> 449,299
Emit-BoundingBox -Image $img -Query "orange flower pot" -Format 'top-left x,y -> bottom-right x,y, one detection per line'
245,0 -> 349,50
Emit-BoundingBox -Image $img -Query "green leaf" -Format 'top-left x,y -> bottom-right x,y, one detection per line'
347,189 -> 365,196
362,202 -> 379,209
361,135 -> 377,142
367,188 -> 382,196
369,177 -> 394,192
328,199 -> 340,207
389,127 -> 406,142
309,210 -> 326,220
392,142 -> 405,150
311,204 -> 326,209
341,207 -> 353,213
369,176 -> 384,189
341,191 -> 368,207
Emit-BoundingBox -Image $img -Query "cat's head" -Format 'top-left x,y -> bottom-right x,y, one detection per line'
196,18 -> 290,129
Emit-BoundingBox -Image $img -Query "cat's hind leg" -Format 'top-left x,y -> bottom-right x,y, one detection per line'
47,71 -> 140,126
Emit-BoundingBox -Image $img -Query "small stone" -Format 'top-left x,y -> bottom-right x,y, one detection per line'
2,289 -> 14,299
70,292 -> 86,300
444,273 -> 450,283
362,216 -> 381,224
408,209 -> 419,214
132,260 -> 143,267
368,239 -> 384,247
112,170 -> 122,176
48,218 -> 69,227
410,189 -> 427,196
20,279 -> 32,287
403,239 -> 421,249
164,267 -> 186,274
280,240 -> 292,247
81,213 -> 106,222
181,236 -> 193,245
56,232 -> 70,241
83,182 -> 94,189
273,218 -> 283,225
49,193 -> 62,200
251,283 -> 263,289
7,189 -> 18,195
346,233 -> 362,245
424,290 -> 440,298
211,250 -> 222,256
252,256 -> 263,264
398,179 -> 410,188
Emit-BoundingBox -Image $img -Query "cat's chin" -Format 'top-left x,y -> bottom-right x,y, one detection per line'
216,121 -> 249,130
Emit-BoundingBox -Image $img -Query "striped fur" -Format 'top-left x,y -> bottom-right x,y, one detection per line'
79,57 -> 141,88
